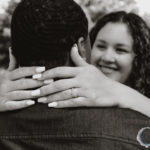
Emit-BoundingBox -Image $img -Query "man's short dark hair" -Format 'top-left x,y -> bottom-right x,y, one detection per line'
11,0 -> 88,68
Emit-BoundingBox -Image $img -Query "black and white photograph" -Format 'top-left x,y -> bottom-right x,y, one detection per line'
0,0 -> 150,149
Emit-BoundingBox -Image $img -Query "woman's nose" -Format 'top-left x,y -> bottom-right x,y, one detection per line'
102,48 -> 115,63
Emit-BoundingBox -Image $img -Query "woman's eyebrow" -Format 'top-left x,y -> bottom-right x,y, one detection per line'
96,39 -> 106,44
116,43 -> 131,48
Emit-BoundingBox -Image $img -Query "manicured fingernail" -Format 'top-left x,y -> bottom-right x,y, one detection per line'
48,102 -> 57,107
73,44 -> 77,48
36,67 -> 45,73
26,100 -> 35,105
72,44 -> 77,51
32,73 -> 42,79
38,97 -> 47,103
44,79 -> 53,84
73,44 -> 76,47
31,89 -> 40,96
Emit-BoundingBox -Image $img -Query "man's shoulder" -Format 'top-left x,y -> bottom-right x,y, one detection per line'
0,106 -> 149,149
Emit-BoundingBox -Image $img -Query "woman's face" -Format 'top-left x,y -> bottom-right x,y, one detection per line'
91,22 -> 135,83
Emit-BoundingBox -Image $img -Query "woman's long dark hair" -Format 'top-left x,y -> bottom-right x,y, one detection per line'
90,11 -> 150,97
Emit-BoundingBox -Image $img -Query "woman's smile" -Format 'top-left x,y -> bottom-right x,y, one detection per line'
97,64 -> 118,74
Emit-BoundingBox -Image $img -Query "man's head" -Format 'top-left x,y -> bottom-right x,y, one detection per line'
10,0 -> 91,69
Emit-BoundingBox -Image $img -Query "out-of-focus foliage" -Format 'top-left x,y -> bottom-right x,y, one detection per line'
0,0 -> 20,69
74,0 -> 138,29
0,12 -> 9,69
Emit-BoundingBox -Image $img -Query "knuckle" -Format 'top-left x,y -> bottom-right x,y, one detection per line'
53,83 -> 62,91
78,67 -> 86,74
73,78 -> 79,86
0,81 -> 9,93
7,93 -> 13,100
70,99 -> 77,105
20,101 -> 27,108
56,102 -> 61,108
5,72 -> 10,80
53,68 -> 61,76
14,68 -> 22,77
47,96 -> 53,102
62,90 -> 71,97
39,87 -> 45,95
3,102 -> 11,111
22,68 -> 28,75
72,88 -> 78,98
63,89 -> 69,94
76,97 -> 84,106
24,67 -> 34,75
0,97 -> 6,105
40,85 -> 49,95
21,67 -> 34,76
0,70 -> 6,79
5,105 -> 12,111
18,68 -> 30,76
19,79 -> 27,87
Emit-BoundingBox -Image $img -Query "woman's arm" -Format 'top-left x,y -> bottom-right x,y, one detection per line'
116,83 -> 150,117
37,45 -> 150,117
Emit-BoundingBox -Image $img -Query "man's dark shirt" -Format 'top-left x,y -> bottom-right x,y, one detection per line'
0,103 -> 150,150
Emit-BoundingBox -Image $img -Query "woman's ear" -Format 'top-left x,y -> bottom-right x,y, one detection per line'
8,47 -> 17,71
77,37 -> 87,61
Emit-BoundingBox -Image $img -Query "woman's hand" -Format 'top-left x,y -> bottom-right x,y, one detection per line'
35,46 -> 150,118
37,45 -> 119,108
0,67 -> 45,111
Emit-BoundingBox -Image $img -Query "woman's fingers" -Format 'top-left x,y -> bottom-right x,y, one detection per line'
9,78 -> 44,91
48,97 -> 86,108
1,100 -> 35,111
39,78 -> 78,96
41,67 -> 79,80
38,88 -> 88,103
6,89 -> 41,101
71,44 -> 89,67
9,67 -> 45,80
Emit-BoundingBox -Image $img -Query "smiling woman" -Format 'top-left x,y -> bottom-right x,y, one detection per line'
91,22 -> 135,83
90,11 -> 150,96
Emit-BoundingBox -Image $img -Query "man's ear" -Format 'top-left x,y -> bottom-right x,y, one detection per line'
77,36 -> 91,63
77,37 -> 87,61
8,47 -> 17,71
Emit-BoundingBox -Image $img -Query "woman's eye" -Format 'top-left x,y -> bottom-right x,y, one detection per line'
116,48 -> 128,54
96,44 -> 106,49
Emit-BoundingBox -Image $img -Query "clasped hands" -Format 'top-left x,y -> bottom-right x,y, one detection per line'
0,45 -> 119,111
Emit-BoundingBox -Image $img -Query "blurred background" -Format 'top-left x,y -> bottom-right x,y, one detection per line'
0,0 -> 150,70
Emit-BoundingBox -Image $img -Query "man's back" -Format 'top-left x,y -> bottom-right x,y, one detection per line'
0,105 -> 149,150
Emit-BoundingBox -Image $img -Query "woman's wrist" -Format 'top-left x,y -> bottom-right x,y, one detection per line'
114,82 -> 150,117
